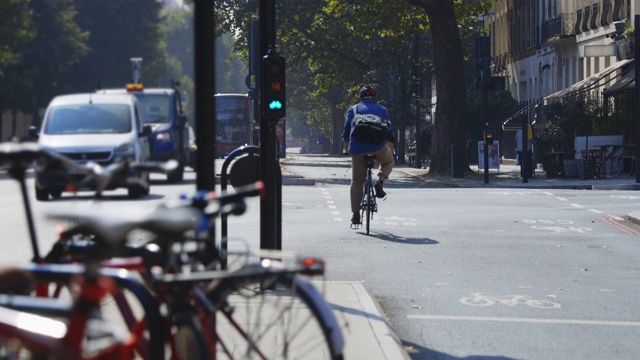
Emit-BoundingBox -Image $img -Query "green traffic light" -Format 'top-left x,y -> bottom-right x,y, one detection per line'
269,100 -> 283,110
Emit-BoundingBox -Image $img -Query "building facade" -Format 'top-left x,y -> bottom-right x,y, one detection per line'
489,0 -> 635,111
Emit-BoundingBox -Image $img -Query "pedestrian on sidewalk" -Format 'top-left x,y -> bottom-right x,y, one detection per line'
516,128 -> 535,177
342,85 -> 396,226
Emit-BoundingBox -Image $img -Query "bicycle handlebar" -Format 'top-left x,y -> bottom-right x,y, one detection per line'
0,141 -> 178,197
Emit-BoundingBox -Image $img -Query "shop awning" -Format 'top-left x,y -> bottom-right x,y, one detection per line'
501,103 -> 537,131
544,58 -> 634,103
602,67 -> 634,96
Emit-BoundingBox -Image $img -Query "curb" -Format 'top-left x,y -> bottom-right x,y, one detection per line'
283,175 -> 315,186
326,281 -> 411,360
396,169 -> 640,191
627,211 -> 640,227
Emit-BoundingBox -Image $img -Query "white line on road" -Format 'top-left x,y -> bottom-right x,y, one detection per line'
556,197 -> 568,201
407,314 -> 640,326
571,203 -> 584,208
588,209 -> 604,213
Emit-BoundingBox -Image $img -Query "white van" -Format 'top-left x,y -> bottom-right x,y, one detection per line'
29,93 -> 152,200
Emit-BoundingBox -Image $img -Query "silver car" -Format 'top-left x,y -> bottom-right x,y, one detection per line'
30,93 -> 152,200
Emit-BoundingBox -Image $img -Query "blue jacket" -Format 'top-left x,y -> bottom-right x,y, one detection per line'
342,99 -> 395,155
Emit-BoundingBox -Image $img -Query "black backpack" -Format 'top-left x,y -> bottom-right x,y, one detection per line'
350,105 -> 390,144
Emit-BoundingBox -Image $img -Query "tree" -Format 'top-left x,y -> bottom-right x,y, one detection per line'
407,0 -> 471,174
0,0 -> 88,127
216,0 -> 494,166
0,0 -> 34,77
68,0 -> 166,91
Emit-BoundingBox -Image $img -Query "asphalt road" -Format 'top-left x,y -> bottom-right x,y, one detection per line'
2,154 -> 640,359
279,153 -> 640,360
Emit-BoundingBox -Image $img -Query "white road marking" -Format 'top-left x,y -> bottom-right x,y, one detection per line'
407,314 -> 640,327
588,209 -> 603,213
556,197 -> 568,201
571,203 -> 584,208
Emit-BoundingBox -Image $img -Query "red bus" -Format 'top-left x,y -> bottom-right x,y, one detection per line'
215,93 -> 255,158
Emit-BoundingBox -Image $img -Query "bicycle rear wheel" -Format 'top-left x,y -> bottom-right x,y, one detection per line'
210,273 -> 344,360
365,183 -> 372,235
173,309 -> 211,360
360,176 -> 373,235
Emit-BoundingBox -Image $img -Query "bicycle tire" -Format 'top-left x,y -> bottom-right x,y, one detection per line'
360,172 -> 373,235
173,309 -> 211,360
365,180 -> 372,235
209,273 -> 344,360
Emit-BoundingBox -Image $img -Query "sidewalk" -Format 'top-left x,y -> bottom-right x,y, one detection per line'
321,281 -> 411,360
394,159 -> 640,228
395,159 -> 640,191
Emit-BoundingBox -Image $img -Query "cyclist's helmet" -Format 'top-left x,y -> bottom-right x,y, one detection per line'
358,85 -> 376,99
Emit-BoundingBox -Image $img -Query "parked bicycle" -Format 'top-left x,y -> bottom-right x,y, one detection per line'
43,184 -> 345,360
0,141 -> 166,359
0,141 -> 345,359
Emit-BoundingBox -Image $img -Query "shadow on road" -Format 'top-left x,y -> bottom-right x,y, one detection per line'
357,231 -> 439,245
401,340 -> 518,360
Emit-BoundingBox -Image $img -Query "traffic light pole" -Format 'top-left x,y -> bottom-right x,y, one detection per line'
521,117 -> 529,183
194,0 -> 215,191
259,0 -> 281,251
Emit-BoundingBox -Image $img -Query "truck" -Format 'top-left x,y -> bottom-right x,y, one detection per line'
97,82 -> 190,183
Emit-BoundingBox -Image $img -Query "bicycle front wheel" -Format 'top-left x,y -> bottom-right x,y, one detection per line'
173,309 -> 212,360
361,179 -> 374,235
210,273 -> 344,360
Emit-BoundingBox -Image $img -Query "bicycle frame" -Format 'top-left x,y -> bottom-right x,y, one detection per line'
359,154 -> 377,235
0,262 -> 164,360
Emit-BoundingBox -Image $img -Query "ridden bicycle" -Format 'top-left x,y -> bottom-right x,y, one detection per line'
352,154 -> 378,235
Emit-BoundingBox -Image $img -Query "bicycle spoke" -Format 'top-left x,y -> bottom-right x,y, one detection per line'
212,280 -> 336,359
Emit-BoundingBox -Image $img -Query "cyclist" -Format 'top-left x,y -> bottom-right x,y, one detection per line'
342,85 -> 396,226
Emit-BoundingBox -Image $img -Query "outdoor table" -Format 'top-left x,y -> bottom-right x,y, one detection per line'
596,144 -> 636,175
545,151 -> 566,178
580,149 -> 607,179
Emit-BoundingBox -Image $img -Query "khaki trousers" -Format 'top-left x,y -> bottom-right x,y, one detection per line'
350,146 -> 394,213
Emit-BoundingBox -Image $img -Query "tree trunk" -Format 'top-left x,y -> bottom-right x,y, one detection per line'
408,0 -> 469,175
331,104 -> 344,155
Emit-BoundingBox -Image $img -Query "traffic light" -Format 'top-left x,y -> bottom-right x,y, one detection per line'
260,54 -> 286,120
475,36 -> 491,90
484,129 -> 494,145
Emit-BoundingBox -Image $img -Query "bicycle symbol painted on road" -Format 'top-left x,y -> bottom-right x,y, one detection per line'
487,191 -> 533,196
611,195 -> 640,200
460,292 -> 561,309
381,216 -> 416,226
521,219 -> 592,234
531,226 -> 592,233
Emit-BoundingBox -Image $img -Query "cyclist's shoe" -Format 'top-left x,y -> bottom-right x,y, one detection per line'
374,181 -> 386,198
351,212 -> 361,226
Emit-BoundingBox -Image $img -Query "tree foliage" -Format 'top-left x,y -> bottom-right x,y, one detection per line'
217,0 -> 495,170
0,0 -> 34,77
0,0 -> 198,134
68,0 -> 167,91
0,0 -> 88,121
